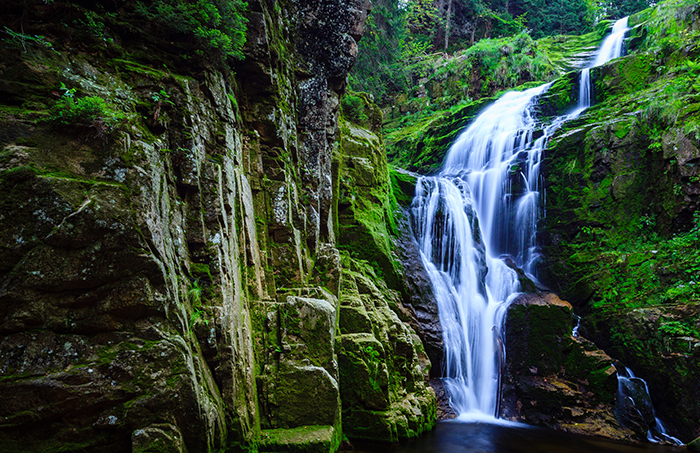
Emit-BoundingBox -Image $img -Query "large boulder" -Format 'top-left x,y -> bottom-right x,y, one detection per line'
501,293 -> 634,441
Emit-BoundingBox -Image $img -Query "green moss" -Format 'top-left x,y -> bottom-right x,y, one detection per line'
389,168 -> 417,207
385,94 -> 498,174
507,303 -> 571,375
0,165 -> 37,184
538,3 -> 700,432
538,72 -> 577,117
260,425 -> 338,453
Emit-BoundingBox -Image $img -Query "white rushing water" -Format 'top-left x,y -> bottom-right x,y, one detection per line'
579,17 -> 630,111
412,18 -> 630,419
617,366 -> 683,445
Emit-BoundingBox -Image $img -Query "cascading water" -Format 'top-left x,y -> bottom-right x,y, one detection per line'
616,366 -> 683,445
412,84 -> 550,418
412,17 -> 631,419
579,17 -> 630,111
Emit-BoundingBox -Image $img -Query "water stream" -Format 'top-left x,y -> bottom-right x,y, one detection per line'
616,366 -> 683,445
349,421 -> 685,453
579,17 -> 630,111
411,18 -> 631,420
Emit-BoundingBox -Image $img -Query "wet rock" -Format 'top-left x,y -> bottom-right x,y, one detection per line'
393,207 -> 444,376
337,262 -> 436,441
429,378 -> 458,420
260,425 -> 337,453
132,424 -> 186,453
615,365 -> 656,437
501,292 -> 633,441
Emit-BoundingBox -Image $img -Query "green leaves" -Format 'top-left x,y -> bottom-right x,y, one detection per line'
2,26 -> 55,53
341,94 -> 369,125
135,0 -> 248,61
48,85 -> 124,136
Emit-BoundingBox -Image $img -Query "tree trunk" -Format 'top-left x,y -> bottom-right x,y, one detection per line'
470,19 -> 477,46
444,0 -> 453,51
434,0 -> 446,51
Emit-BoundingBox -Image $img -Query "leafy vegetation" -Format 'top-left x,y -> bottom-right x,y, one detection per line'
1,26 -> 55,52
341,94 -> 369,125
48,84 -> 124,136
340,92 -> 383,130
351,0 -> 654,120
135,0 -> 248,60
537,3 -> 700,413
349,0 -> 409,102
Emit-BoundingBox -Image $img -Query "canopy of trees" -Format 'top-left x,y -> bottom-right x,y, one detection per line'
350,0 -> 653,102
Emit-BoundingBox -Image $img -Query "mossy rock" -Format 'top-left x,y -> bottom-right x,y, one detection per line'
538,71 -> 578,118
385,95 -> 497,174
260,425 -> 340,453
506,293 -> 573,375
389,168 -> 418,207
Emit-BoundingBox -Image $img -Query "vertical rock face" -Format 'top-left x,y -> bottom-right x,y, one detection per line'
335,123 -> 436,441
0,1 -> 434,452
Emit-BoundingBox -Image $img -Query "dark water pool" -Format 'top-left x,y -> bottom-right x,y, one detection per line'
349,421 -> 686,453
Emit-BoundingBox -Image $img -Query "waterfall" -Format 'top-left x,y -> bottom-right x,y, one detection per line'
411,18 -> 631,419
412,85 -> 549,419
579,17 -> 630,111
616,366 -> 683,445
593,18 -> 630,67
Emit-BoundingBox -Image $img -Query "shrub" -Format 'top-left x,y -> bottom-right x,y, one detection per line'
341,94 -> 368,125
135,0 -> 248,61
48,85 -> 123,137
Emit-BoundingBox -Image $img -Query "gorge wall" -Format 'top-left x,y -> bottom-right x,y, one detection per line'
0,1 -> 436,451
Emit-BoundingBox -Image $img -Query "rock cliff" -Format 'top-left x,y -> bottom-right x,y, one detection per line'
0,1 -> 435,451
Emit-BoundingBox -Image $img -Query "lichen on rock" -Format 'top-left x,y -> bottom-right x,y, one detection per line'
0,0 -> 437,452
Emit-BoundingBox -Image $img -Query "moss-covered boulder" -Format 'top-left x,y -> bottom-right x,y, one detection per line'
384,95 -> 499,174
335,105 -> 438,442
501,293 -> 633,440
259,425 -> 338,453
337,259 -> 436,442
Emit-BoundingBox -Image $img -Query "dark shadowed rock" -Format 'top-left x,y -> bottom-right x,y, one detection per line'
501,292 -> 634,441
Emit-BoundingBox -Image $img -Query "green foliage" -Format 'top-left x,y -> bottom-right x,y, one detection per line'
405,0 -> 442,36
188,279 -> 210,327
135,0 -> 248,60
349,0 -> 409,102
597,0 -> 653,20
352,0 -> 603,107
383,28 -> 559,171
341,95 -> 368,125
2,26 -> 55,53
48,84 -> 123,135
364,345 -> 381,361
630,0 -> 700,59
151,89 -> 173,105
340,92 -> 383,130
188,279 -> 202,305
